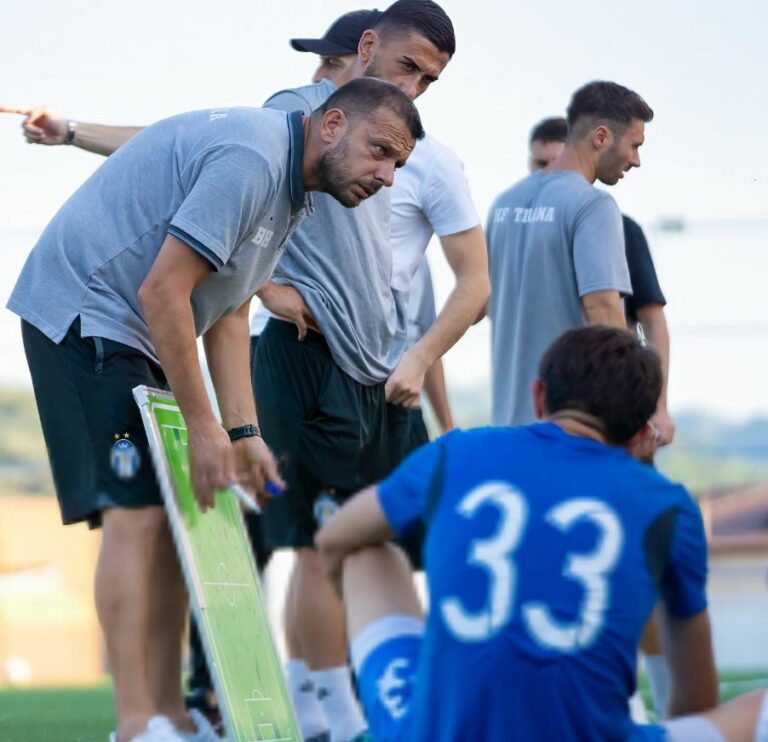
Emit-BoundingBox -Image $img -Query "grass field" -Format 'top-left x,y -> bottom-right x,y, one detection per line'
1,672 -> 766,741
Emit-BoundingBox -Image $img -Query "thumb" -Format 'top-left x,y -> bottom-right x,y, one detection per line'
295,314 -> 307,341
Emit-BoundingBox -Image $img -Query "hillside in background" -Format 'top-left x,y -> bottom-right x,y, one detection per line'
1,385 -> 767,499
437,386 -> 768,494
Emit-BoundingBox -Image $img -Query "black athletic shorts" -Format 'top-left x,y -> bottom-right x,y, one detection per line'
22,318 -> 168,528
252,319 -> 410,549
406,407 -> 430,453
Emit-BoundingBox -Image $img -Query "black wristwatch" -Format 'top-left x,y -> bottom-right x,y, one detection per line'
227,424 -> 261,442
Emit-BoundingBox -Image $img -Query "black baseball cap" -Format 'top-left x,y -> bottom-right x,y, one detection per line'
290,9 -> 382,55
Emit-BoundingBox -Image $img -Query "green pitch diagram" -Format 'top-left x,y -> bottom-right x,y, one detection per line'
133,386 -> 300,742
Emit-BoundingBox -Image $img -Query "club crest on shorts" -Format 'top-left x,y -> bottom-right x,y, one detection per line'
110,433 -> 140,480
314,491 -> 339,526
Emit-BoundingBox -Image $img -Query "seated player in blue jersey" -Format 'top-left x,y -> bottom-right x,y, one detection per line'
316,326 -> 768,741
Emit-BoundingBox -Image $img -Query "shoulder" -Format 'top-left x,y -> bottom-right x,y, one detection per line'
264,79 -> 336,115
574,185 -> 621,222
490,174 -> 536,208
415,134 -> 465,173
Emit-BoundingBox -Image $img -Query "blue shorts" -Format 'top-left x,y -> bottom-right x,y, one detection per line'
350,614 -> 424,742
349,614 -> 729,742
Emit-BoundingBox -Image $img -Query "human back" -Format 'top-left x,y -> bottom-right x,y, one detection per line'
402,422 -> 703,740
487,168 -> 627,426
9,106 -> 299,362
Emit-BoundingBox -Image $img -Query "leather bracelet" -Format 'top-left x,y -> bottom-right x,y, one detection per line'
227,424 -> 261,442
64,120 -> 77,145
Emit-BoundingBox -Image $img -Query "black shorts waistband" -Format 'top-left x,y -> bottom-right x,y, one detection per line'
262,317 -> 329,354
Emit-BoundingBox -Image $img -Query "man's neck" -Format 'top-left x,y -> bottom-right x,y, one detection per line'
547,145 -> 597,184
546,410 -> 607,444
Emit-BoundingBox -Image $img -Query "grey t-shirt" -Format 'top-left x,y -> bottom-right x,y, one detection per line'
487,170 -> 631,426
264,80 -> 405,386
8,107 -> 311,364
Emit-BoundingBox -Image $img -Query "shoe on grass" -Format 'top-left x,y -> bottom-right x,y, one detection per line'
108,715 -> 187,742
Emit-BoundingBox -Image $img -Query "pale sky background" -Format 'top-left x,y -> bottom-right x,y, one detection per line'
1,0 -> 767,420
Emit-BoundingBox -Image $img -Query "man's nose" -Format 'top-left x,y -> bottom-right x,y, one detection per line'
374,162 -> 396,188
397,77 -> 421,100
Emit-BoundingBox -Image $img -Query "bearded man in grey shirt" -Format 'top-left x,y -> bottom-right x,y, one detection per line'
487,80 -> 653,429
6,78 -> 423,742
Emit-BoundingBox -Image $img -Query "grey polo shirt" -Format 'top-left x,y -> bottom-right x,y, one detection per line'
263,80 -> 402,386
487,170 -> 632,427
8,107 -> 312,364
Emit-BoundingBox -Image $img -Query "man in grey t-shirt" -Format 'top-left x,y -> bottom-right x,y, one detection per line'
6,78 -> 423,742
487,80 -> 654,428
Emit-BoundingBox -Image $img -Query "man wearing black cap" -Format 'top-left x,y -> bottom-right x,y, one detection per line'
291,9 -> 383,84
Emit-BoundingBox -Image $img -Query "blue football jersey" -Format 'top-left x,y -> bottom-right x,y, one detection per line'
377,423 -> 708,741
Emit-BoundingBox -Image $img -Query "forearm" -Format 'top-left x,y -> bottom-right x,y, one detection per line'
423,358 -> 454,432
141,292 -> 217,428
581,291 -> 627,329
408,269 -> 489,370
202,306 -> 258,430
661,609 -> 719,717
637,305 -> 670,409
71,122 -> 143,156
316,487 -> 395,560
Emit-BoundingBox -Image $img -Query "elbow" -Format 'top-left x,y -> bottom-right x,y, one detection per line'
137,281 -> 158,318
473,300 -> 488,324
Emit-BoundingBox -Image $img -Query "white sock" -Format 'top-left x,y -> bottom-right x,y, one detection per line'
644,654 -> 670,718
628,690 -> 649,723
312,666 -> 367,742
285,659 -> 329,740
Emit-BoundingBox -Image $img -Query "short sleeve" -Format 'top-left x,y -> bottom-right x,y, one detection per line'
377,435 -> 452,536
169,144 -> 274,270
660,494 -> 708,618
422,149 -> 480,237
623,216 -> 666,319
263,89 -> 315,116
573,193 -> 632,297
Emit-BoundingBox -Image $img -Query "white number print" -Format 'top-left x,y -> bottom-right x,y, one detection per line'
523,499 -> 623,652
440,482 -> 527,642
440,486 -> 624,652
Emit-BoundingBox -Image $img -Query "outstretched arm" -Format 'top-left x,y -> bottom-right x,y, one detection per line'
1,106 -> 142,156
386,225 -> 490,407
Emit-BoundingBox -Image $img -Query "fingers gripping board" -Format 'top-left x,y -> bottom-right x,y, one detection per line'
133,385 -> 299,742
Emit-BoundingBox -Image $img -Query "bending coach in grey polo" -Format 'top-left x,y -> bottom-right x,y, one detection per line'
8,107 -> 311,359
487,170 -> 631,427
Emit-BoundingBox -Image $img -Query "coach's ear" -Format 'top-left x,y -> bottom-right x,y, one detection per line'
532,379 -> 546,420
626,422 -> 658,463
319,108 -> 349,145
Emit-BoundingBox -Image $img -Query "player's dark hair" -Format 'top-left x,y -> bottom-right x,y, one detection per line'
538,326 -> 662,444
566,81 -> 653,137
529,117 -> 568,145
374,0 -> 456,56
315,76 -> 425,141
